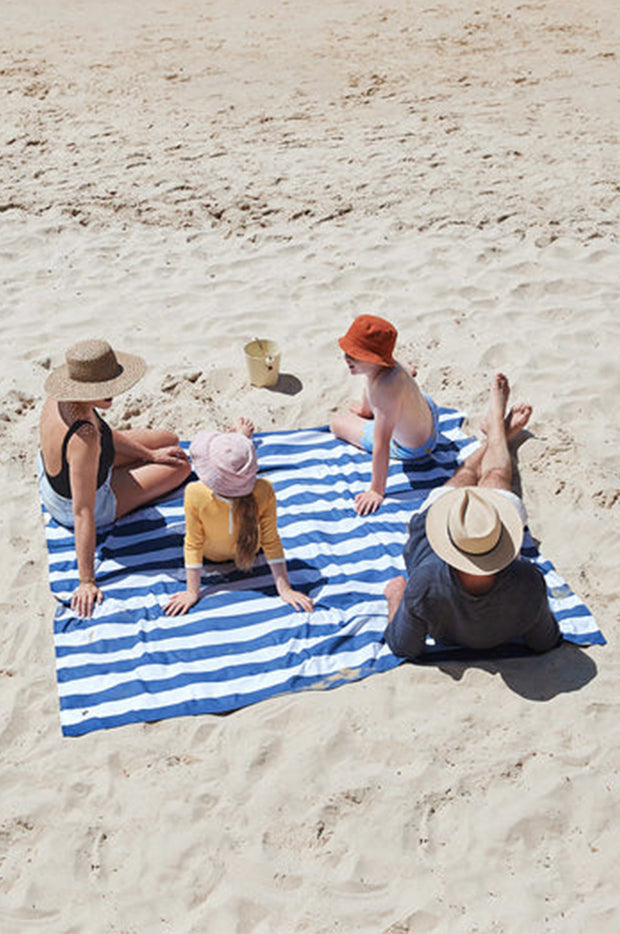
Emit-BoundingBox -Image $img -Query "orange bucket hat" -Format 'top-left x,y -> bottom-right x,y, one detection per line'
338,315 -> 397,367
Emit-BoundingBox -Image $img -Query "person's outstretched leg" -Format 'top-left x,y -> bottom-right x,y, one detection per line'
478,372 -> 512,491
448,375 -> 531,490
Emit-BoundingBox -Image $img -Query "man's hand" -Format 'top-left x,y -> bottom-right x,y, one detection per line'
355,489 -> 384,516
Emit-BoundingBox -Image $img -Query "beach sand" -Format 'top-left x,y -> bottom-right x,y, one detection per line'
1,0 -> 619,930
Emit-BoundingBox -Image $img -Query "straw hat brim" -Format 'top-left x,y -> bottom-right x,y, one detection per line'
44,351 -> 146,401
425,487 -> 524,575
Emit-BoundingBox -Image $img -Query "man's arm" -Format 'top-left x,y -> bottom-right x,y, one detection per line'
383,575 -> 428,660
522,603 -> 562,653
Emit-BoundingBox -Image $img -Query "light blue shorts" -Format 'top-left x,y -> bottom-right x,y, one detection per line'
37,452 -> 117,529
360,394 -> 440,461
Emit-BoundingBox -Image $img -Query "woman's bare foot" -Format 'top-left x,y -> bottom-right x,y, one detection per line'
234,416 -> 255,438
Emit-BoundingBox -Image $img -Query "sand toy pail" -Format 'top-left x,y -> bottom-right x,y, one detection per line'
244,339 -> 281,388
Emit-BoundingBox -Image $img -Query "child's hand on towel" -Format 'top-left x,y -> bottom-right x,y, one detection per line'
277,583 -> 314,613
164,590 -> 199,616
355,488 -> 384,516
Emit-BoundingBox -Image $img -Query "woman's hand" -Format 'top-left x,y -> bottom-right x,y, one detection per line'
71,581 -> 103,619
277,584 -> 314,613
150,446 -> 189,467
164,590 -> 199,616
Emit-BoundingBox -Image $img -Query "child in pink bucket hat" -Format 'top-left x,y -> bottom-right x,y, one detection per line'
164,418 -> 313,616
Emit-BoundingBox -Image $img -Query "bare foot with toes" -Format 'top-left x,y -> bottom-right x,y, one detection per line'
235,417 -> 255,438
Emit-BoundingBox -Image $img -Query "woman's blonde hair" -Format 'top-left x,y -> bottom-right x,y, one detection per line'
233,493 -> 259,571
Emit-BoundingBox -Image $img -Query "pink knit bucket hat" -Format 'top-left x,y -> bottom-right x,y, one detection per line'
189,431 -> 258,497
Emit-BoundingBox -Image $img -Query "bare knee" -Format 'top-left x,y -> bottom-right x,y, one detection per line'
330,414 -> 346,437
449,466 -> 479,488
175,459 -> 192,484
479,467 -> 512,491
156,429 -> 180,448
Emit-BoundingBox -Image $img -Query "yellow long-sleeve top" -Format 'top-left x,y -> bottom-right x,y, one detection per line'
183,478 -> 286,568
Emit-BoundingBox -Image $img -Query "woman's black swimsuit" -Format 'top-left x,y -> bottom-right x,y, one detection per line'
45,411 -> 115,497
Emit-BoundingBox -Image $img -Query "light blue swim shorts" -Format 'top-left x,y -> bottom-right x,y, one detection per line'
37,452 -> 117,529
360,394 -> 440,461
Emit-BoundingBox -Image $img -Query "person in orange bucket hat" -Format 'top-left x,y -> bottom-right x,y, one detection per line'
331,315 -> 440,515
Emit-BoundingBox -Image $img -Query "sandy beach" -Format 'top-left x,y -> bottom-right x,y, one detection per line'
1,0 -> 620,930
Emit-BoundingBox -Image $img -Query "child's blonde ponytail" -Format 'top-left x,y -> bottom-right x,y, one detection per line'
233,493 -> 259,571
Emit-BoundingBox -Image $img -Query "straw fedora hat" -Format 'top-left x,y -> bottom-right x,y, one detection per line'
425,486 -> 523,575
45,339 -> 146,401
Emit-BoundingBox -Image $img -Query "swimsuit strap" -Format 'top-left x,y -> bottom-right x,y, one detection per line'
60,419 -> 93,461
45,418 -> 100,498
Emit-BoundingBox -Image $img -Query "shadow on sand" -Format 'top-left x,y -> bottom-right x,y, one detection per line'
414,640 -> 597,700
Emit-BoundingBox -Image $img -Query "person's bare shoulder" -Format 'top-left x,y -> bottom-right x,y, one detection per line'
370,363 -> 410,404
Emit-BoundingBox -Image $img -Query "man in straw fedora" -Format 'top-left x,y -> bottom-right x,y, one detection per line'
383,373 -> 561,659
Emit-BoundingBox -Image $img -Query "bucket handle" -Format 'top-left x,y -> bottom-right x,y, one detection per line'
253,336 -> 274,368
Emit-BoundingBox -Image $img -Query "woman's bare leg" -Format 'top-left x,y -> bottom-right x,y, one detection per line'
111,462 -> 190,518
111,429 -> 190,517
113,429 -> 181,467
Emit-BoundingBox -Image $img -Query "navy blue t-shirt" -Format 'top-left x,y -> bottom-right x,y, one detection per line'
385,510 -> 561,659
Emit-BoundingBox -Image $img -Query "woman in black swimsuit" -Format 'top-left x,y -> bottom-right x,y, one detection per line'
39,339 -> 191,618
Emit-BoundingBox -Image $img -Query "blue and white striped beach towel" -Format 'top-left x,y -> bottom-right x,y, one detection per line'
42,409 -> 604,736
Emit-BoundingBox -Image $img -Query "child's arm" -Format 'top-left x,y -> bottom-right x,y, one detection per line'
164,487 -> 204,616
257,480 -> 313,611
164,566 -> 202,616
269,559 -> 314,612
350,385 -> 373,418
355,410 -> 393,515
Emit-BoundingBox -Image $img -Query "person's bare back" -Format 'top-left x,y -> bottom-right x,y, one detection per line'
367,362 -> 434,451
331,315 -> 441,515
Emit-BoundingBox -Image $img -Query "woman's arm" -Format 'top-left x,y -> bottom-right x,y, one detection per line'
68,426 -> 104,619
112,429 -> 187,467
164,488 -> 204,616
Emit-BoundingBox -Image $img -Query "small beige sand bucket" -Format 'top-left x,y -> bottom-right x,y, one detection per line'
244,338 -> 281,388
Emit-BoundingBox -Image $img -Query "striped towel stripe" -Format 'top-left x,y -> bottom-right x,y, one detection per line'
41,410 -> 604,736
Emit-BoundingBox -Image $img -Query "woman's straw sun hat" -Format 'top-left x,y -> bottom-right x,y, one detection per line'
425,486 -> 524,575
45,339 -> 146,401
